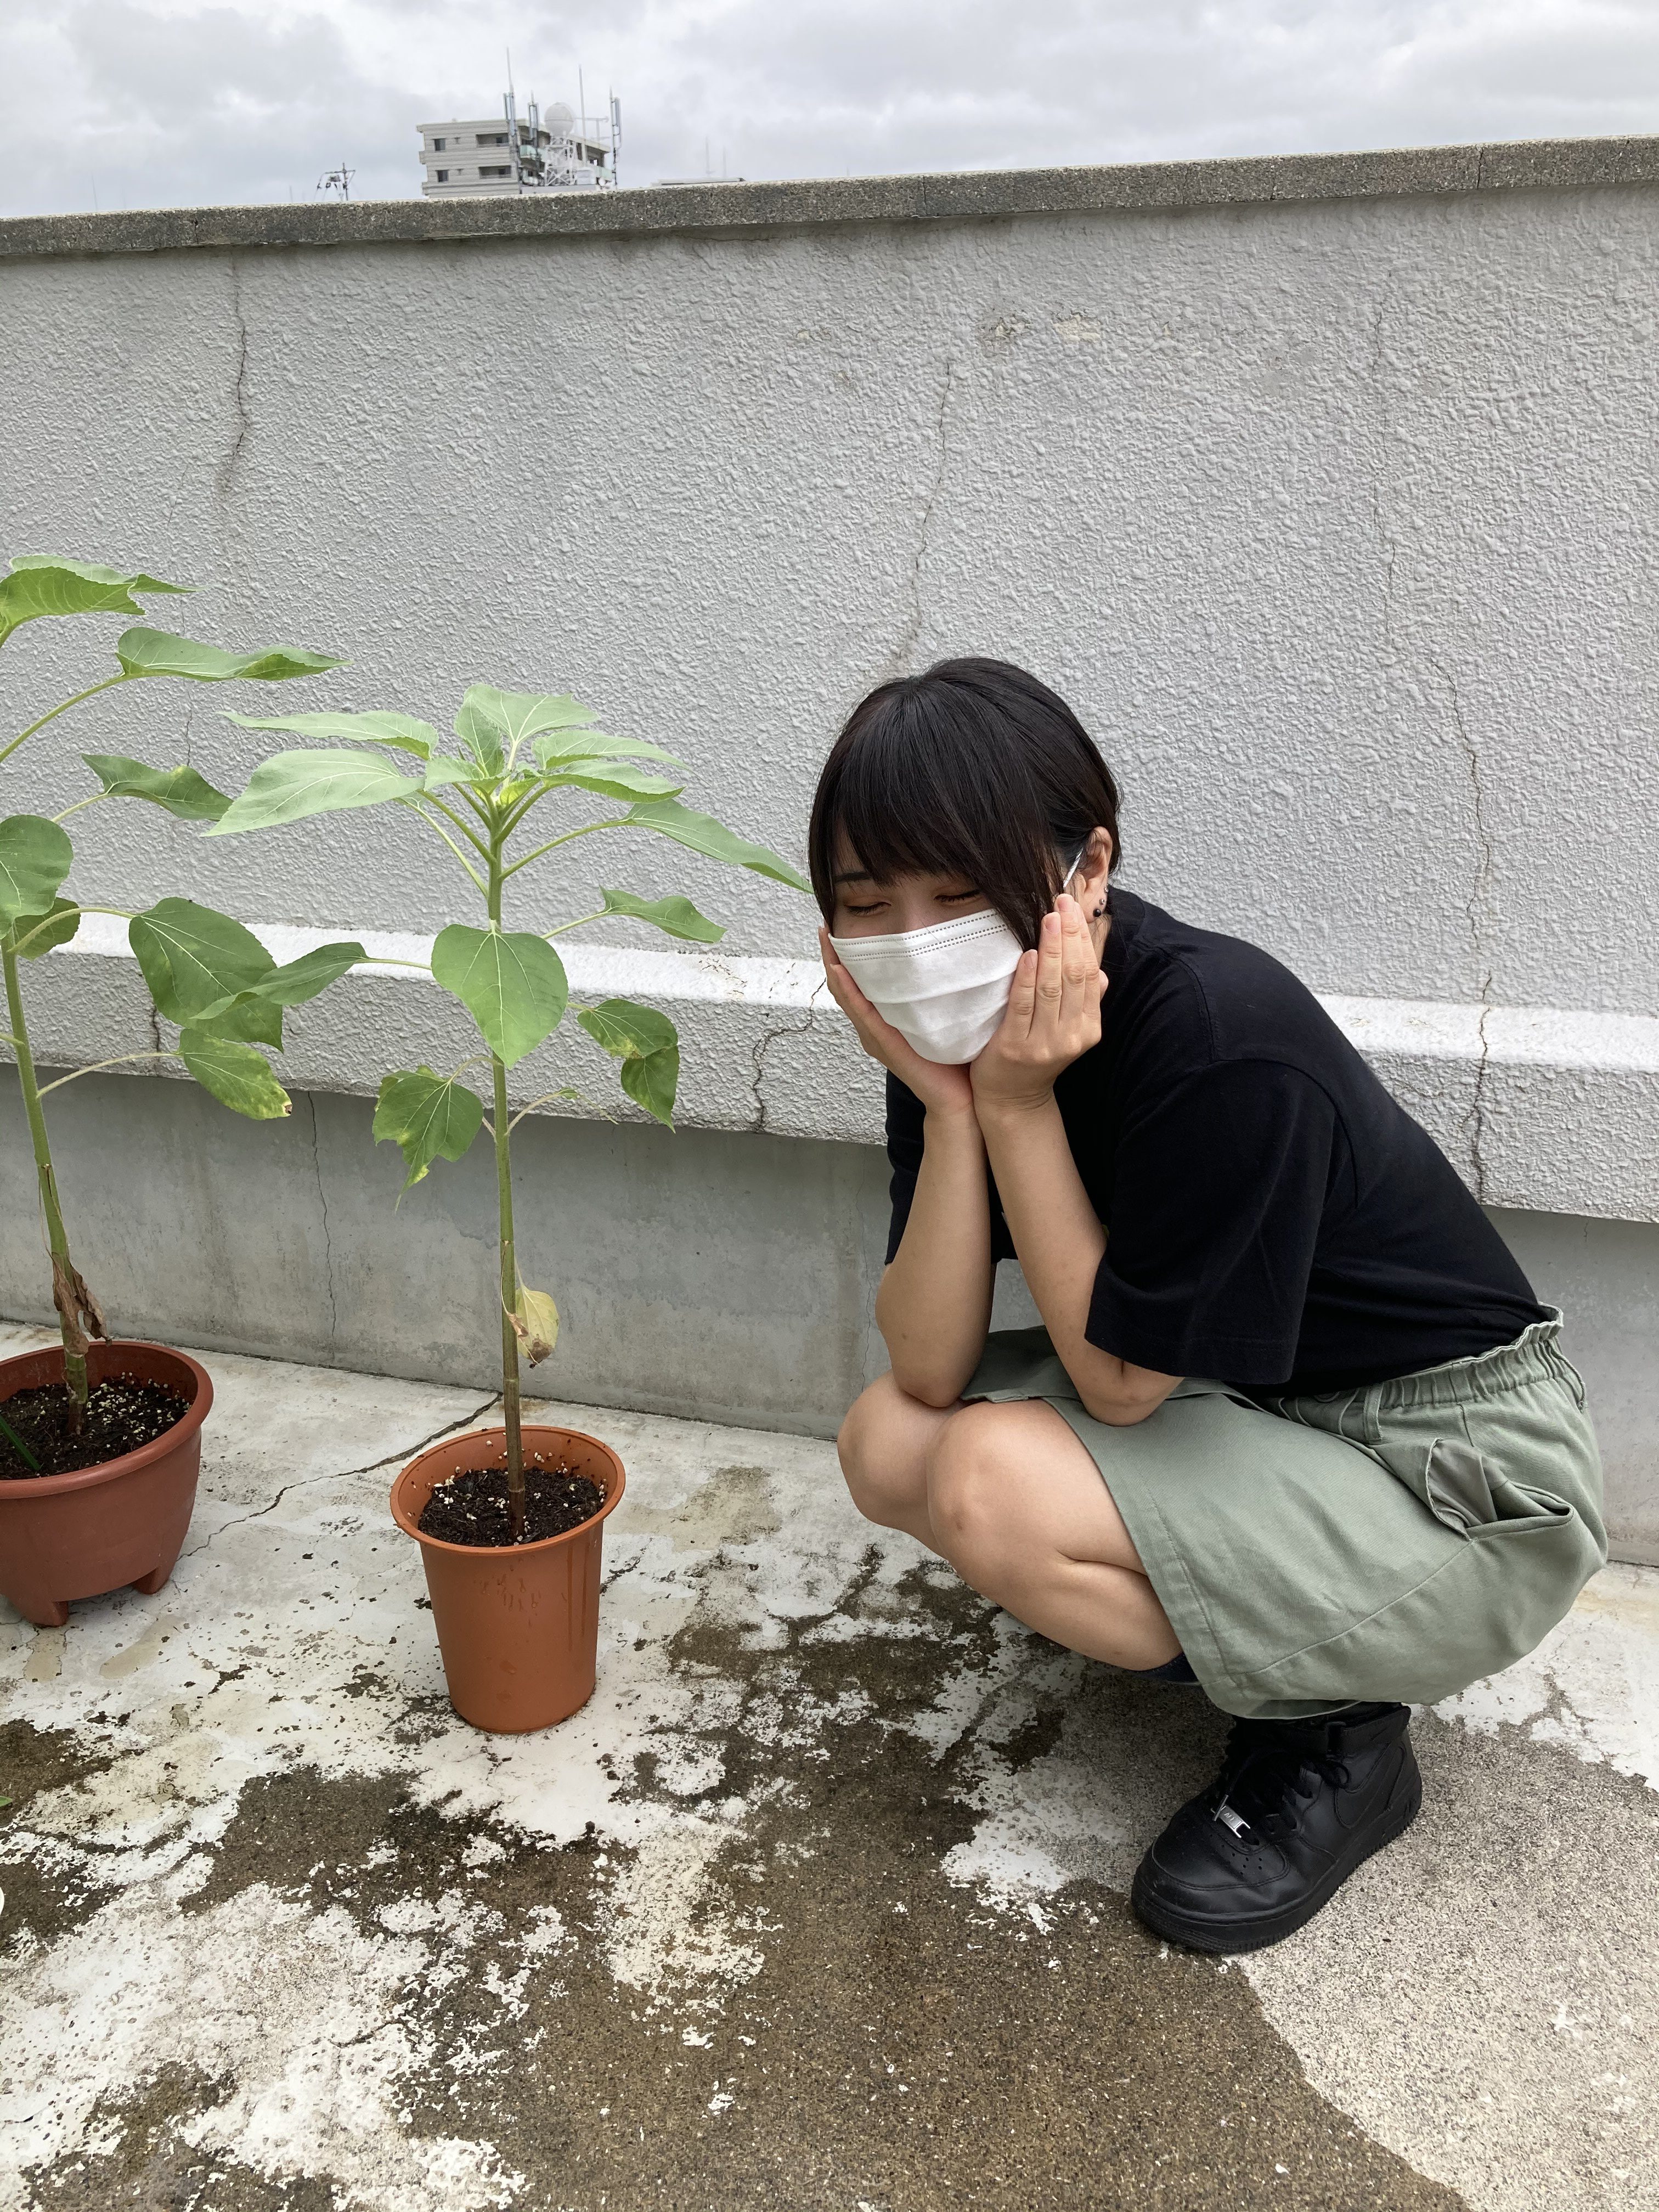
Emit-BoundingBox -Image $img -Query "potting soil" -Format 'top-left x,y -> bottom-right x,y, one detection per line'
417,1460 -> 606,1547
0,1376 -> 189,1478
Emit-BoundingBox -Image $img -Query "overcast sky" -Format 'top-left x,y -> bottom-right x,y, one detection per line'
5,1 -> 1659,218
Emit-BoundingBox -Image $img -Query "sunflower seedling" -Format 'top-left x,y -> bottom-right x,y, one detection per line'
1,557 -> 351,1424
210,682 -> 807,1536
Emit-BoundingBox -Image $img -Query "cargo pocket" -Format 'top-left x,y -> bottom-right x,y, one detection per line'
1372,1436 -> 1576,1538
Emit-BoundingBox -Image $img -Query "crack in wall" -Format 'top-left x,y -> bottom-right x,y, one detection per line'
308,1094 -> 339,1352
1368,272 -> 1498,1203
216,259 -> 251,505
747,1003 -> 821,1136
1430,650 -> 1499,1199
885,353 -> 956,677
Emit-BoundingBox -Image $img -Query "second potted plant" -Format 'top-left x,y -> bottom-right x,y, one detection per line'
0,557 -> 351,1625
211,680 -> 806,1729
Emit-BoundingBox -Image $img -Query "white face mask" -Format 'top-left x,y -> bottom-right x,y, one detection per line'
830,849 -> 1087,1065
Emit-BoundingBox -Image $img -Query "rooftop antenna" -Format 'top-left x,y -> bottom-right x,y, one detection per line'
318,161 -> 353,202
579,67 -> 586,149
610,93 -> 621,187
504,46 -> 522,190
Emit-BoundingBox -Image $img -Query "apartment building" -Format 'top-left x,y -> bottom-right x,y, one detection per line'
417,103 -> 613,196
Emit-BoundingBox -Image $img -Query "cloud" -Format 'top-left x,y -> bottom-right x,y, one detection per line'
3,0 -> 1659,218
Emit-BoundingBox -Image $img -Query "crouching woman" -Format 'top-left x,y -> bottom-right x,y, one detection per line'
815,657 -> 1605,1954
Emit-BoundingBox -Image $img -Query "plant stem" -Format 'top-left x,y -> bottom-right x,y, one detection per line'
486,849 -> 525,1538
0,673 -> 133,770
492,1051 -> 524,1538
2,946 -> 93,1421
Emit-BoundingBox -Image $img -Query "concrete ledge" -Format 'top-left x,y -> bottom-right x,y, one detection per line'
7,136 -> 1659,262
12,918 -> 1659,1224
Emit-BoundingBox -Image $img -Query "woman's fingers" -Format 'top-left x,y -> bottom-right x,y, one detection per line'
820,927 -> 889,1047
1002,944 -> 1040,1042
1032,908 -> 1065,1034
1058,895 -> 1101,1032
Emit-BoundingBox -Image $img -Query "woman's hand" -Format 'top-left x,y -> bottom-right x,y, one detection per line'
819,927 -> 975,1116
970,894 -> 1107,1116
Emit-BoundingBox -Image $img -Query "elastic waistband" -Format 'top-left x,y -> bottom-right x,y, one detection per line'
1361,1311 -> 1571,1414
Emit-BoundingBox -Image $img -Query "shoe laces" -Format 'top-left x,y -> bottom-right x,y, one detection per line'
1209,1720 -> 1351,1841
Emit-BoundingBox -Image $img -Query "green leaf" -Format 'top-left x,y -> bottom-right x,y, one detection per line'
577,997 -> 680,1127
3,898 -> 80,958
373,1066 -> 486,1190
0,815 -> 73,930
115,629 -> 345,683
452,696 -> 506,776
509,1283 -> 560,1365
252,941 -> 366,1007
577,997 -> 677,1059
458,686 -> 601,753
432,926 -> 568,1067
225,710 -> 439,758
206,748 -> 417,836
81,753 -> 232,821
0,558 -> 189,645
173,938 -> 364,1046
623,798 -> 809,890
533,727 -> 685,772
599,888 -> 725,944
620,1045 -> 680,1126
184,995 -> 284,1049
177,1030 -> 291,1119
128,899 -> 275,1025
422,754 -> 495,793
545,765 -> 686,803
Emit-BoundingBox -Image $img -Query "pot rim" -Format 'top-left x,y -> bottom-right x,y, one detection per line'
0,1339 -> 214,1502
390,1421 -> 626,1559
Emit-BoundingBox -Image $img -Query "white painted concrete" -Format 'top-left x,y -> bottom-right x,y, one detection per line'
2,156 -> 1656,1038
17,916 -> 1659,1221
2,1325 -> 1656,2209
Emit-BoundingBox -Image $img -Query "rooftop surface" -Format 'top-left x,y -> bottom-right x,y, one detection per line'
2,1319 -> 1655,2210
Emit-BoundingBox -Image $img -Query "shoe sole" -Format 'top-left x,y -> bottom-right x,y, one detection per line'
1130,1770 -> 1424,1955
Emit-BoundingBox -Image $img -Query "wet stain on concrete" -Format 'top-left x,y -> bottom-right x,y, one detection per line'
0,1719 -> 116,1809
28,2069 -> 331,2212
55,1566 -> 1473,2211
0,1719 -> 122,1947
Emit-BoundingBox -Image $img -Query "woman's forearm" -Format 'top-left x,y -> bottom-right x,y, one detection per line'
977,1096 -> 1176,1424
876,1104 -> 995,1405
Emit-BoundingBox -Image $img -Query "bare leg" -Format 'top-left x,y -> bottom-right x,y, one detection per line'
926,1399 -> 1179,1668
838,1379 -> 1180,1671
837,1372 -> 956,1552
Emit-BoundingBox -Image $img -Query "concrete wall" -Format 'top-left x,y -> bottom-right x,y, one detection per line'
3,143 -> 1659,1015
0,1071 -> 1654,1564
1,142 -> 1655,1555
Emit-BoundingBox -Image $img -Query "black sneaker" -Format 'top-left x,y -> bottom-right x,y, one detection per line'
1130,1703 -> 1422,1954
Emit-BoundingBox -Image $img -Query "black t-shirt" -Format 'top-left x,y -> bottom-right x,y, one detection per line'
884,888 -> 1546,1395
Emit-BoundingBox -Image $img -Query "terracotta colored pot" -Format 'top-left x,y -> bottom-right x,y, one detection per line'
0,1339 -> 213,1627
390,1424 -> 625,1734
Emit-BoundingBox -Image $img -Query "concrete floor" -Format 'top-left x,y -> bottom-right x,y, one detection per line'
1,1323 -> 1656,2212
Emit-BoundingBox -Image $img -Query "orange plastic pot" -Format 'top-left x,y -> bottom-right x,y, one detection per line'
390,1423 -> 625,1734
0,1339 -> 213,1627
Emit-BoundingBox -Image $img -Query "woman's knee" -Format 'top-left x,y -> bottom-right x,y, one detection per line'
836,1373 -> 938,1528
926,1403 -> 1021,1580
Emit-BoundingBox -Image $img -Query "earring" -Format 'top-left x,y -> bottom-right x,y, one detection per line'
1093,900 -> 1107,917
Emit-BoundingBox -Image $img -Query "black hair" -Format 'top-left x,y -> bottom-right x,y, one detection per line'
808,657 -> 1122,950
